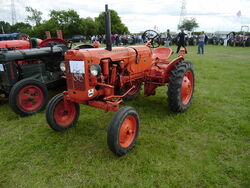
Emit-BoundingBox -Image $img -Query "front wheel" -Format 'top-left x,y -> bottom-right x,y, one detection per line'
46,93 -> 80,131
9,78 -> 48,116
107,106 -> 140,156
167,61 -> 195,112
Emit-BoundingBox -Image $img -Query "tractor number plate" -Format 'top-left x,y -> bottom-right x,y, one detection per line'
0,64 -> 4,71
88,89 -> 94,97
69,60 -> 85,74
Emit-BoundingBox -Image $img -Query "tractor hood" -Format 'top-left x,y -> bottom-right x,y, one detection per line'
0,45 -> 67,62
65,46 -> 152,63
0,40 -> 30,50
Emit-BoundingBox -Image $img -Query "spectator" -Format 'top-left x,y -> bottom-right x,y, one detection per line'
123,35 -> 128,45
176,29 -> 187,54
138,34 -> 142,43
165,29 -> 171,48
198,31 -> 205,54
115,34 -> 120,46
205,34 -> 208,45
91,35 -> 95,43
111,35 -> 116,45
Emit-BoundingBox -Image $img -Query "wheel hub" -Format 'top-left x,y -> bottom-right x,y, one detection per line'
54,100 -> 76,126
181,71 -> 194,105
119,115 -> 137,148
18,85 -> 44,112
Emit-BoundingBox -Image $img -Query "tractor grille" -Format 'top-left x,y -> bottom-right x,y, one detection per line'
65,61 -> 85,91
65,73 -> 73,89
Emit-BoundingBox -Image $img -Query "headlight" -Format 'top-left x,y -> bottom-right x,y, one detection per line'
90,64 -> 101,76
60,62 -> 66,72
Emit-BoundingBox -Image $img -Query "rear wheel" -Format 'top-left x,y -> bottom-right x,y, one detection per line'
46,93 -> 80,131
167,61 -> 195,112
9,79 -> 48,116
107,106 -> 140,156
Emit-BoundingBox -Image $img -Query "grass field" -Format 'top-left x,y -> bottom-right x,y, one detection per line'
0,45 -> 249,187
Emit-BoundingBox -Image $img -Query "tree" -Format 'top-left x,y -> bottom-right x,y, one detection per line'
0,21 -> 11,33
49,10 -> 83,38
26,6 -> 43,25
31,19 -> 58,39
95,9 -> 129,34
178,18 -> 199,31
10,22 -> 32,33
81,17 -> 98,37
20,8 -> 129,39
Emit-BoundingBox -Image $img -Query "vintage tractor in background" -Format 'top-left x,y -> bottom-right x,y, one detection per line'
0,32 -> 38,50
46,5 -> 195,156
0,30 -> 66,50
0,36 -> 69,116
0,33 -> 29,41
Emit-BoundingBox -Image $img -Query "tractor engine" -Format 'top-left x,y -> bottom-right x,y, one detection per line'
64,46 -> 153,103
0,45 -> 67,94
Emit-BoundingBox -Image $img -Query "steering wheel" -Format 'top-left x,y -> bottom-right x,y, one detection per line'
142,30 -> 161,48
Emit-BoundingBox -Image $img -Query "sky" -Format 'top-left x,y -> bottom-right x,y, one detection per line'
0,0 -> 250,33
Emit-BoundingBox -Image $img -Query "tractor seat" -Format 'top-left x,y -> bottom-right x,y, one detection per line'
152,47 -> 172,61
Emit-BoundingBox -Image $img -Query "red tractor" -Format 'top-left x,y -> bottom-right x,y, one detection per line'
0,31 -> 69,116
46,5 -> 195,156
0,30 -> 66,50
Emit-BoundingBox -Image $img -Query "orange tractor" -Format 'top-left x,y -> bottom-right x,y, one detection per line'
46,5 -> 195,156
0,30 -> 66,50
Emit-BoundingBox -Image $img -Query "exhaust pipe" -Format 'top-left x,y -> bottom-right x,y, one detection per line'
105,4 -> 112,51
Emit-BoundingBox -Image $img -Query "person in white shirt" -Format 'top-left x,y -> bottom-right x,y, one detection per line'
198,31 -> 205,54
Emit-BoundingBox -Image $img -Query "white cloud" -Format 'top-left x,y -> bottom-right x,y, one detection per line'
0,0 -> 249,33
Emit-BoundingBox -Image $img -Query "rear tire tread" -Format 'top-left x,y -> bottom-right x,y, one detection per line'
167,61 -> 195,112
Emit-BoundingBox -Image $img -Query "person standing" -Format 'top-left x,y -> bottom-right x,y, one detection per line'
198,31 -> 205,54
176,29 -> 187,54
165,29 -> 171,47
115,34 -> 120,46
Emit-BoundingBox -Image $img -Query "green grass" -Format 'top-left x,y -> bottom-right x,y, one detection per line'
0,45 -> 249,187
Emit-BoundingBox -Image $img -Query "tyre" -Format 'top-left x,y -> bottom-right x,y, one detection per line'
118,82 -> 142,101
9,78 -> 48,116
167,61 -> 195,112
107,106 -> 140,156
46,93 -> 80,131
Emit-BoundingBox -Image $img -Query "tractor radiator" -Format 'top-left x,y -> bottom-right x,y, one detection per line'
65,61 -> 85,91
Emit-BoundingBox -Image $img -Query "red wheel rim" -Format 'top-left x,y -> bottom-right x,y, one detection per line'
17,85 -> 44,112
119,115 -> 137,148
54,100 -> 76,126
181,71 -> 194,105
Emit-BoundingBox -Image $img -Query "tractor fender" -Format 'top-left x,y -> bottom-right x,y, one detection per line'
38,38 -> 68,47
166,56 -> 184,73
